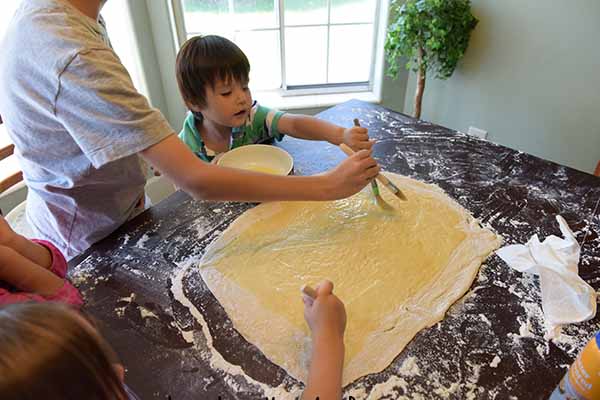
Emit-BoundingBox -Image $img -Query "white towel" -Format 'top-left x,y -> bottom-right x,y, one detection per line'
496,215 -> 597,338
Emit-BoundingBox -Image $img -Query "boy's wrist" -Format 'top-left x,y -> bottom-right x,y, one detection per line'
315,174 -> 338,201
312,329 -> 345,347
312,332 -> 345,366
332,126 -> 345,145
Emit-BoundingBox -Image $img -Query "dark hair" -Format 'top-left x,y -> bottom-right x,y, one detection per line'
176,35 -> 250,110
0,303 -> 127,400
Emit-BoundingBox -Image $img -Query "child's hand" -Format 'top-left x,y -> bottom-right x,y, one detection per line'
327,150 -> 380,198
0,215 -> 17,248
343,126 -> 375,152
303,280 -> 346,342
301,280 -> 346,400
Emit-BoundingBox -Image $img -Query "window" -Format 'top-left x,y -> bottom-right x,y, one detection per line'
101,1 -> 149,98
175,0 -> 382,96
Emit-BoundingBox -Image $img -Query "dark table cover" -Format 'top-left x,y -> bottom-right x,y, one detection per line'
70,100 -> 600,399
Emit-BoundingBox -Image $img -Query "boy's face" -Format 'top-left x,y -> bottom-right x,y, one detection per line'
197,78 -> 252,128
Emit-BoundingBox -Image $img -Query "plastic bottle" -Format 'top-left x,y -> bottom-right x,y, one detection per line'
550,331 -> 600,400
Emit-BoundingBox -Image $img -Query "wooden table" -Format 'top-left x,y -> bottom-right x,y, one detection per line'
70,100 -> 600,399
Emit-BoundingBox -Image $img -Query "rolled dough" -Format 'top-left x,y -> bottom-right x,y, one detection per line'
198,173 -> 501,385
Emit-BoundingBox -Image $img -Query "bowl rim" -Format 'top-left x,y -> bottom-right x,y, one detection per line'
216,144 -> 294,175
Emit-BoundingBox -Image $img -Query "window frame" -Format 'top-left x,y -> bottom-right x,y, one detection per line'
102,1 -> 150,99
168,0 -> 389,104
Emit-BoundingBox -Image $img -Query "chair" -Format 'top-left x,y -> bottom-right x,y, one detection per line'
595,161 -> 600,177
0,115 -> 21,193
0,114 -> 33,237
145,174 -> 176,206
142,160 -> 176,206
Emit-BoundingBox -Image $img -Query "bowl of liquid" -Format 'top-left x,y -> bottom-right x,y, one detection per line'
216,144 -> 294,176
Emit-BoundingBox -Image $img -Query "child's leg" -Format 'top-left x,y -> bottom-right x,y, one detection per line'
0,245 -> 63,297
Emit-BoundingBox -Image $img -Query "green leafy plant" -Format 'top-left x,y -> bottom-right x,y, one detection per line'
385,0 -> 478,119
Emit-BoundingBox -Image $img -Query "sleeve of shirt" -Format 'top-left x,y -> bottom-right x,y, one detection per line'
0,282 -> 83,308
178,112 -> 203,154
31,240 -> 67,278
55,48 -> 174,168
46,281 -> 84,307
253,103 -> 285,142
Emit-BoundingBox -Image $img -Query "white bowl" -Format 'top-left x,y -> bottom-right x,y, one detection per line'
217,144 -> 293,176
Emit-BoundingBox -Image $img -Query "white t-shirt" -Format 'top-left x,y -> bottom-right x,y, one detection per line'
0,0 -> 173,258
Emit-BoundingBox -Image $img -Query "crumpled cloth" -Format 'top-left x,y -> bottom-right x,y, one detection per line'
496,215 -> 596,337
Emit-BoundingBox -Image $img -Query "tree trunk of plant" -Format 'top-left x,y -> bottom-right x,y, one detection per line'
413,47 -> 426,120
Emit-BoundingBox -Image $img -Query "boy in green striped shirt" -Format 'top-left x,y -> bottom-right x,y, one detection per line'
176,35 -> 374,164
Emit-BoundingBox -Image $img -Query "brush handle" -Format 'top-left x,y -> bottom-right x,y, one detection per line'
340,142 -> 381,182
301,284 -> 317,299
377,174 -> 406,199
374,171 -> 392,186
339,143 -> 407,201
353,119 -> 382,195
376,173 -> 407,200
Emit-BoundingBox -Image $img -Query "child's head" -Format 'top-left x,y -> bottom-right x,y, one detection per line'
0,303 -> 127,400
176,35 -> 253,128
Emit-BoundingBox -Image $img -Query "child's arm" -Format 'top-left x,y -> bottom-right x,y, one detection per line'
277,114 -> 375,152
0,245 -> 64,297
141,135 -> 380,202
301,280 -> 346,400
0,216 -> 52,268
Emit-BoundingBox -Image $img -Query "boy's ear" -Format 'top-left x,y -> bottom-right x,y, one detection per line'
185,102 -> 202,113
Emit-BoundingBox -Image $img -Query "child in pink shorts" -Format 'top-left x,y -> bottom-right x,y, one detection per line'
0,215 -> 82,307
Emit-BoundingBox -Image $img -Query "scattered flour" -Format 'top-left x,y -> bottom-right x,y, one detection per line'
119,293 -> 135,303
366,375 -> 409,399
71,255 -> 111,289
489,355 -> 501,368
170,262 -> 303,398
479,313 -> 492,327
518,317 -> 535,338
433,382 -> 460,398
114,293 -> 136,318
139,307 -> 159,320
398,356 -> 421,377
180,330 -> 195,344
135,234 -> 151,249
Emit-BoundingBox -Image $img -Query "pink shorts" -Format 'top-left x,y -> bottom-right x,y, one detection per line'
0,240 -> 83,307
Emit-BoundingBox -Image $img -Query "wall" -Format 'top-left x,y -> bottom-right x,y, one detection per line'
403,0 -> 600,174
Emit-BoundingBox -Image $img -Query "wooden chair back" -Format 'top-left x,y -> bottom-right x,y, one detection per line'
0,114 -> 24,194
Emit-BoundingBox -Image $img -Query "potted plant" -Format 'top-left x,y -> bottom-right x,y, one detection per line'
385,0 -> 478,119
